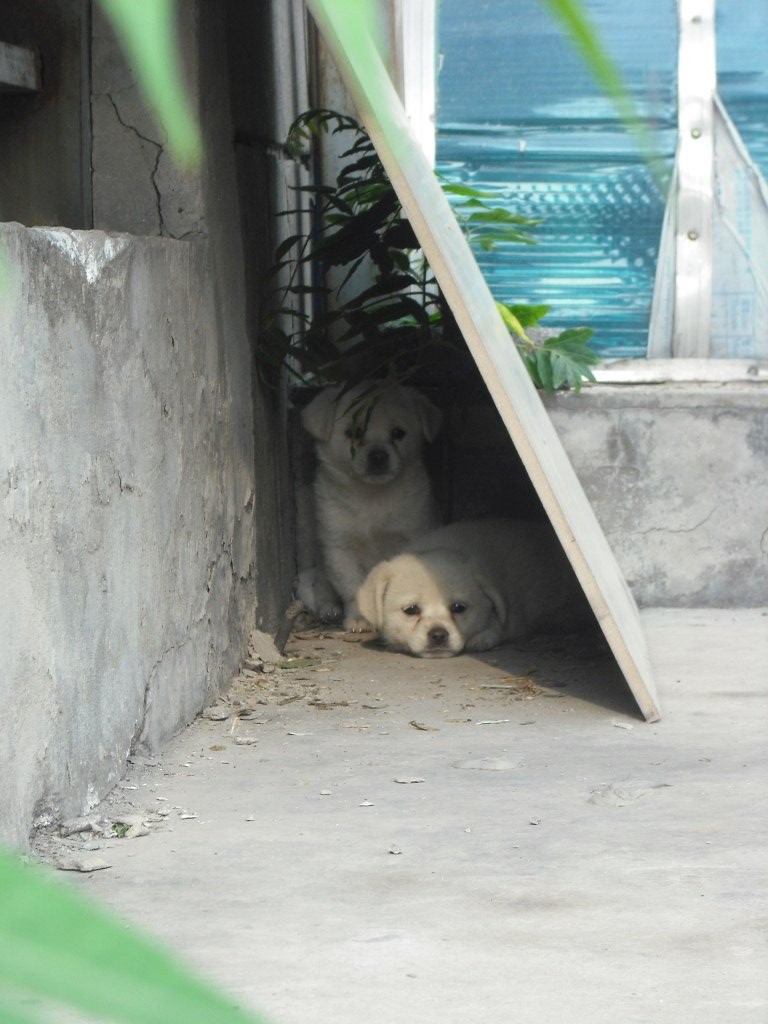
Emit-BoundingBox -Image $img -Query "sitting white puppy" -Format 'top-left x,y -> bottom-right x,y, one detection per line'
299,381 -> 442,631
356,518 -> 592,657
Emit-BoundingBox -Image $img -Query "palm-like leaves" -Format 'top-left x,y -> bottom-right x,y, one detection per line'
262,110 -> 599,395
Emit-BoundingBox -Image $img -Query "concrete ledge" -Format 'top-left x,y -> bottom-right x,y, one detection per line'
544,383 -> 768,606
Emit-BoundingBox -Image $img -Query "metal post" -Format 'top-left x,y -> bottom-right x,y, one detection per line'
674,0 -> 716,356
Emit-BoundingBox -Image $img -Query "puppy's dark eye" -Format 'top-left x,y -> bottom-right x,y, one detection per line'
402,604 -> 421,617
450,602 -> 467,615
344,425 -> 364,441
390,426 -> 406,442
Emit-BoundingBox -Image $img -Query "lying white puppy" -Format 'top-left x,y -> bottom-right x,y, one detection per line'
356,518 -> 592,657
299,381 -> 442,631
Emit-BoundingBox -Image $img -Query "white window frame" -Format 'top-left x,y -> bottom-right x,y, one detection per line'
389,0 -> 437,166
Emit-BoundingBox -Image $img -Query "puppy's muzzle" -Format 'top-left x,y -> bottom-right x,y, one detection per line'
427,625 -> 449,649
366,446 -> 390,476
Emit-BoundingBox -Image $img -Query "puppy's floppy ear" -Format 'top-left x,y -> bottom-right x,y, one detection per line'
409,390 -> 442,442
301,386 -> 342,441
356,560 -> 393,630
476,573 -> 507,627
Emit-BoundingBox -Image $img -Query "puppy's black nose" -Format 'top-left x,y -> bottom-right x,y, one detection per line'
367,447 -> 389,474
428,626 -> 449,647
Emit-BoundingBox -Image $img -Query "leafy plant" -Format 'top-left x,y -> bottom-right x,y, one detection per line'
260,109 -> 599,396
496,307 -> 600,396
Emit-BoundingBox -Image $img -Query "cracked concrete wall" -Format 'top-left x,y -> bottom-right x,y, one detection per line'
90,3 -> 206,238
0,224 -> 258,846
0,2 -> 293,848
543,384 -> 768,606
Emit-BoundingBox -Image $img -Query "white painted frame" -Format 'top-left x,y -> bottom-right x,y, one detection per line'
304,0 -> 661,722
673,0 -> 717,357
390,0 -> 437,165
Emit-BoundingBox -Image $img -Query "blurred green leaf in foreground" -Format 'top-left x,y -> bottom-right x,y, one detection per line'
0,849 -> 267,1024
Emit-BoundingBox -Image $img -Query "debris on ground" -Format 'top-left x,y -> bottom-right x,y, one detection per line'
30,618 -> 613,870
54,854 -> 112,873
451,758 -> 521,771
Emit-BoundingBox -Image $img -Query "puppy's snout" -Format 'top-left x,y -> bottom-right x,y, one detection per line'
427,625 -> 449,647
366,446 -> 390,474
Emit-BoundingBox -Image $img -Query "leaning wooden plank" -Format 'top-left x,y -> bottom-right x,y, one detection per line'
0,41 -> 41,93
305,0 -> 661,721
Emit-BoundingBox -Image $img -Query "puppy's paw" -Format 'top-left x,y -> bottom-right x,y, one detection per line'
317,601 -> 343,623
463,628 -> 501,653
343,613 -> 375,634
296,567 -> 342,622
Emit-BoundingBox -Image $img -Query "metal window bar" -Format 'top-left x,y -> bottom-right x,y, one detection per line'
649,0 -> 768,359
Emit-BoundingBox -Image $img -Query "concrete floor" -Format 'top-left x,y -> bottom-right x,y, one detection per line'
39,608 -> 768,1024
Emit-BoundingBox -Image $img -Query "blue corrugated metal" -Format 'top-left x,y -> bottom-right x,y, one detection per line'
437,0 -> 768,359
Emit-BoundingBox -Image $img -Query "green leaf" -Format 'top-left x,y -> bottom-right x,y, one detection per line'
381,220 -> 420,251
496,302 -> 530,341
549,351 -> 571,391
520,350 -> 542,390
473,228 -> 537,249
438,182 -> 490,198
332,253 -> 369,294
535,331 -> 600,393
533,348 -> 556,395
507,303 -> 551,327
463,209 -> 541,227
544,326 -> 599,356
344,274 -> 421,307
389,249 -> 414,273
0,850 -> 266,1024
453,197 -> 492,210
273,234 -> 303,261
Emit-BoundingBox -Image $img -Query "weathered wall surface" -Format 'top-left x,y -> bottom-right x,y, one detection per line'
0,1 -> 294,848
0,225 -> 257,844
544,384 -> 768,607
90,2 -> 206,238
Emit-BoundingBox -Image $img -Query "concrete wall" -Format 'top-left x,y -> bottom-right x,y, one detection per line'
90,2 -> 206,238
0,225 -> 250,842
545,384 -> 768,607
0,1 -> 294,848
